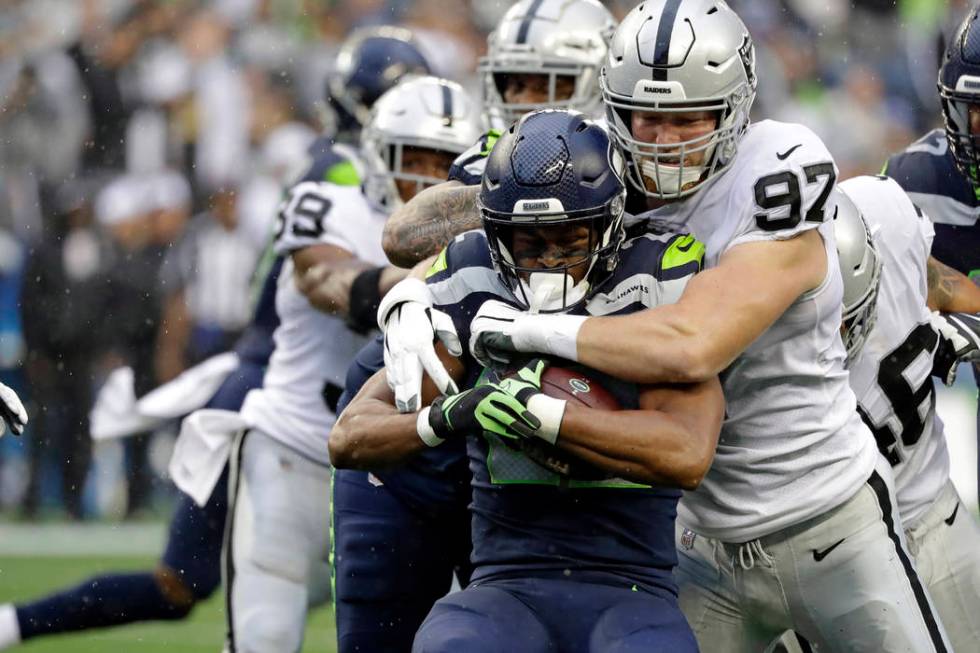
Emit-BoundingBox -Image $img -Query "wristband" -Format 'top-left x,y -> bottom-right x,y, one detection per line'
519,314 -> 587,363
525,394 -> 566,444
416,406 -> 445,447
347,267 -> 384,333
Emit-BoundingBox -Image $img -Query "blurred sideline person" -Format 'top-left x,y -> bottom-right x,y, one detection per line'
223,76 -> 478,653
382,1 -> 954,650
331,109 -> 723,653
883,6 -> 980,503
0,29 -> 434,650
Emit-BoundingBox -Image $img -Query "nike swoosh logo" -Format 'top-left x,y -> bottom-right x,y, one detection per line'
675,240 -> 694,253
945,503 -> 959,526
812,538 -> 845,562
776,144 -> 803,160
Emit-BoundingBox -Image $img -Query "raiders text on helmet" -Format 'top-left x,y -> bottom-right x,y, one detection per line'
601,0 -> 757,199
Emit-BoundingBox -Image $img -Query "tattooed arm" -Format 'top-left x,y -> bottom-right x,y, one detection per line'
382,181 -> 482,268
926,256 -> 980,312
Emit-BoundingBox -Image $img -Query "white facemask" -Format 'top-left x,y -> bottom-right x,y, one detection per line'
521,272 -> 589,314
639,159 -> 706,195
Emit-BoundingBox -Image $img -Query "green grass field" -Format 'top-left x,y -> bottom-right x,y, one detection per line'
0,556 -> 336,652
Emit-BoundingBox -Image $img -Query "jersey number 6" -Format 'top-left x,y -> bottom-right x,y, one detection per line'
753,163 -> 836,231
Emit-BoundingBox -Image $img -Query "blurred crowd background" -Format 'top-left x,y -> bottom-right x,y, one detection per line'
0,0 -> 974,520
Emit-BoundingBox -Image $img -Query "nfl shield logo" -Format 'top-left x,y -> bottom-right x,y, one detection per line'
680,528 -> 697,551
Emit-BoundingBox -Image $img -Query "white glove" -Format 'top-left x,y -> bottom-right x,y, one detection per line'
378,278 -> 462,412
468,299 -> 586,368
930,311 -> 980,385
0,382 -> 27,437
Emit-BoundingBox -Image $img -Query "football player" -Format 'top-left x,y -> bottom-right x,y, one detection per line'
882,6 -> 980,501
0,27 -> 433,652
381,1 -> 954,650
832,176 -> 980,652
382,0 -> 617,268
222,76 -> 479,653
323,4 -> 619,651
331,109 -> 724,653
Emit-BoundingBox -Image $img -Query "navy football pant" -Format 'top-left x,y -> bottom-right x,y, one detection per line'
413,577 -> 697,653
333,469 -> 472,653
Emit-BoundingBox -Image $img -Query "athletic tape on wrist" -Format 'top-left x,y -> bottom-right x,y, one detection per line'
521,314 -> 586,362
526,394 -> 566,445
416,407 -> 445,447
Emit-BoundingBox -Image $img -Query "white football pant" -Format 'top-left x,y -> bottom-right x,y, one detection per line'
223,429 -> 332,653
675,457 -> 952,652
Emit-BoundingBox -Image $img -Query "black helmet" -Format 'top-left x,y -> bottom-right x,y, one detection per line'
479,110 -> 626,312
939,7 -> 980,186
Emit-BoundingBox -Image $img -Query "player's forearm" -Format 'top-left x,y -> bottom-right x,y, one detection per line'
557,405 -> 716,489
381,182 -> 481,267
576,303 -> 737,384
329,397 -> 427,470
927,256 -> 980,312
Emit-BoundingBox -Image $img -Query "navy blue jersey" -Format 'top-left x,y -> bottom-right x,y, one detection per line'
337,336 -> 470,520
425,228 -> 703,596
884,129 -> 980,280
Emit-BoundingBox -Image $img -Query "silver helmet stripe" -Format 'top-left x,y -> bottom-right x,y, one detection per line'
652,0 -> 684,81
440,83 -> 454,127
516,0 -> 548,44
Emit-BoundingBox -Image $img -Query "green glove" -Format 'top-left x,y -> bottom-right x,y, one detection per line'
497,358 -> 547,402
417,384 -> 541,447
498,359 -> 566,445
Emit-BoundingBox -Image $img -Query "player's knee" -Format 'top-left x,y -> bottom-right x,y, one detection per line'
152,567 -> 198,618
233,608 -> 303,653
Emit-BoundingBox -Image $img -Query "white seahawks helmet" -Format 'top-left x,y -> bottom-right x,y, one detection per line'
834,187 -> 882,366
479,0 -> 616,127
601,0 -> 757,199
361,76 -> 482,209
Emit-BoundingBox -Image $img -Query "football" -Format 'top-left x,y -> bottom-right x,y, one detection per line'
519,362 -> 621,480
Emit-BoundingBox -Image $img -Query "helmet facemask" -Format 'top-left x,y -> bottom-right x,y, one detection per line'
939,84 -> 980,187
603,83 -> 752,201
841,269 -> 881,367
480,50 -> 600,127
481,194 -> 626,313
839,216 -> 883,367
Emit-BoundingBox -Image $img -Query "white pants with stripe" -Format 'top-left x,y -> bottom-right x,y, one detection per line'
675,457 -> 952,652
903,479 -> 980,652
222,429 -> 332,653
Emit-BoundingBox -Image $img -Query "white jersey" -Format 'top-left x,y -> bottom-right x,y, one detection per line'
839,175 -> 949,528
240,181 -> 388,465
635,120 -> 879,541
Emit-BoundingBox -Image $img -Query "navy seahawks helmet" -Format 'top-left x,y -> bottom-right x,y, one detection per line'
479,110 -> 627,312
939,7 -> 980,186
326,26 -> 432,140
